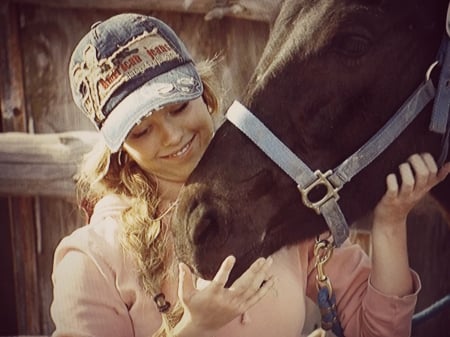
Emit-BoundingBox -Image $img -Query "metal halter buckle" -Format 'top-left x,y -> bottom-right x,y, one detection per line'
298,170 -> 341,215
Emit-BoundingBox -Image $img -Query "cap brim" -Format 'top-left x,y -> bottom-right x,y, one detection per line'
101,62 -> 203,152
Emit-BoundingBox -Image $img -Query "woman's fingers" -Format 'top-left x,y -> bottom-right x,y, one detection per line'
226,256 -> 274,313
376,153 -> 448,226
421,153 -> 438,175
230,257 -> 273,297
177,255 -> 275,330
385,173 -> 399,198
397,153 -> 445,196
398,162 -> 414,196
211,255 -> 274,302
437,161 -> 450,181
212,255 -> 236,288
420,153 -> 448,190
243,276 -> 275,308
408,153 -> 430,190
176,256 -> 275,332
178,262 -> 196,303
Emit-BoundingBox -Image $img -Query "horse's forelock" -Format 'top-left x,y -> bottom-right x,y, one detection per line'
245,0 -> 360,106
244,0 -> 309,96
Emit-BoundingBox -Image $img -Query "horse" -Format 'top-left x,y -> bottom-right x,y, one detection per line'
172,0 -> 450,283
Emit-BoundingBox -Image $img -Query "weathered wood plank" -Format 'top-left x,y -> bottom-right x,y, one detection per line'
1,4 -> 26,131
0,2 -> 40,334
0,131 -> 98,200
11,0 -> 282,22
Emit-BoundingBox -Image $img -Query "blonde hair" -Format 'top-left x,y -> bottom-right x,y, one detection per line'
76,59 -> 222,337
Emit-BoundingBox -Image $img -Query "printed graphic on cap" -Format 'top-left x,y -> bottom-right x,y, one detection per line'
71,29 -> 184,127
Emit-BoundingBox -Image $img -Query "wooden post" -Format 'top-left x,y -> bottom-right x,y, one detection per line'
0,1 -> 41,334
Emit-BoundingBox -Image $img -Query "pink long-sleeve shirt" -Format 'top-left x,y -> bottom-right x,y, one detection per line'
51,195 -> 420,337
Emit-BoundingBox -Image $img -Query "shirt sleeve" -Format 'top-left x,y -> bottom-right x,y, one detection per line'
304,239 -> 421,337
50,228 -> 134,337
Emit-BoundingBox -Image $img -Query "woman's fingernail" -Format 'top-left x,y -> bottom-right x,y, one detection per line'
227,255 -> 236,265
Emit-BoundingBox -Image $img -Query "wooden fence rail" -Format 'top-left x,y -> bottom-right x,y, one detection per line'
11,0 -> 282,22
0,131 -> 98,200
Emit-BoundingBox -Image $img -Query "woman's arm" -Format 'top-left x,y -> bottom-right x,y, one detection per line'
304,153 -> 449,337
371,153 -> 450,296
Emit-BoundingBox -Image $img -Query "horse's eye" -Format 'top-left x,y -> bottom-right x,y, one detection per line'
331,34 -> 371,57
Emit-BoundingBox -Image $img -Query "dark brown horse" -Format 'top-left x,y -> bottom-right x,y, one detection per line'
172,0 -> 450,282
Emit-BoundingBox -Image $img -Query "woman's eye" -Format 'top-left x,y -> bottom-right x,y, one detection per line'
130,126 -> 150,139
170,102 -> 188,115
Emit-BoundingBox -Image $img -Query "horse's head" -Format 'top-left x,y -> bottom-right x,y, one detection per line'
172,0 -> 449,281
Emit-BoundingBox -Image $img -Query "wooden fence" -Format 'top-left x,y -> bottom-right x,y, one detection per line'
0,1 -> 448,336
0,1 -> 271,335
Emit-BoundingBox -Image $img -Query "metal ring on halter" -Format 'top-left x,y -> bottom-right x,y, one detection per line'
426,60 -> 439,81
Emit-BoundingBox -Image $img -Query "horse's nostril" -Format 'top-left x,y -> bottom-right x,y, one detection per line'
192,211 -> 220,246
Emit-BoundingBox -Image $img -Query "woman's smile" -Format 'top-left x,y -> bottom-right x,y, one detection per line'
162,134 -> 196,159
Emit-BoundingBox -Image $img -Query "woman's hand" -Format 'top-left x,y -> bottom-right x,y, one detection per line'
373,153 -> 450,229
173,255 -> 274,337
371,153 -> 450,296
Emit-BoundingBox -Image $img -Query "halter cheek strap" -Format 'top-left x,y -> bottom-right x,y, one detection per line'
226,101 -> 350,246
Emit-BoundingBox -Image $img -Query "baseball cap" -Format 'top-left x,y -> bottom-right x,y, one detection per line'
69,13 -> 203,152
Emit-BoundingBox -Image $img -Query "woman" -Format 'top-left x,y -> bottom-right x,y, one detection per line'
51,13 -> 450,337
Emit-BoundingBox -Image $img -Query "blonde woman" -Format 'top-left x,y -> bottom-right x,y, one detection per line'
51,13 -> 274,337
51,12 -> 450,337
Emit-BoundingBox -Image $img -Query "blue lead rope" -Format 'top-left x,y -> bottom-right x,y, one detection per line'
314,238 -> 345,337
412,294 -> 450,327
318,286 -> 345,337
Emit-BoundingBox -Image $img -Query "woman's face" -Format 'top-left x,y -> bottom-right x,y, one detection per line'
123,97 -> 214,184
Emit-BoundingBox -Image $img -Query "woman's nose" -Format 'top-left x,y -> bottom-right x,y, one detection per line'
160,119 -> 182,147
